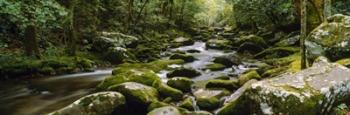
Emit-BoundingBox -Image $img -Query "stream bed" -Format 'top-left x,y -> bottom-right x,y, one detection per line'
0,41 -> 251,115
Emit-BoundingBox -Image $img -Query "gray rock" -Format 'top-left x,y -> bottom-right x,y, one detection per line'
49,92 -> 125,115
147,106 -> 182,115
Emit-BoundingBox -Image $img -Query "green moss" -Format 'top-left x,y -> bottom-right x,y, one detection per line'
262,67 -> 288,78
153,82 -> 184,101
254,47 -> 299,59
167,77 -> 194,92
336,58 -> 350,68
264,53 -> 300,66
179,97 -> 195,110
238,70 -> 261,86
169,54 -> 196,63
147,101 -> 171,112
205,79 -> 239,90
204,63 -> 227,71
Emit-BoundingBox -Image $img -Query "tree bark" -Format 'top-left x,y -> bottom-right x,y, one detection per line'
323,0 -> 332,21
301,0 -> 308,69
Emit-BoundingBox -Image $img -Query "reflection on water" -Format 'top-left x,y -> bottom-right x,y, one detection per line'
0,69 -> 112,115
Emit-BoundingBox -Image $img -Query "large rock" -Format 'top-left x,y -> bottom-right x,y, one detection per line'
206,39 -> 232,50
170,54 -> 196,63
167,68 -> 201,78
216,80 -> 258,115
147,106 -> 182,115
194,89 -> 230,110
221,57 -> 350,114
306,14 -> 350,61
172,37 -> 195,47
153,82 -> 184,101
49,92 -> 126,115
109,82 -> 158,106
213,54 -> 242,67
205,79 -> 239,91
167,77 -> 194,92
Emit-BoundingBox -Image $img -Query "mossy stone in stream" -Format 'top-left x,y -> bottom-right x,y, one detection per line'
147,106 -> 182,115
172,37 -> 195,48
167,77 -> 194,92
194,89 -> 230,110
213,54 -> 242,67
167,68 -> 201,78
205,79 -> 239,91
184,111 -> 213,115
97,59 -> 184,90
109,82 -> 158,114
178,96 -> 195,110
153,82 -> 184,101
49,92 -> 126,115
204,63 -> 226,71
147,101 -> 171,112
336,58 -> 350,68
254,47 -> 299,59
170,54 -> 196,63
238,70 -> 261,86
206,39 -> 232,50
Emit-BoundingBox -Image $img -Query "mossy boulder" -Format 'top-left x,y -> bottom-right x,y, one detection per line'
147,101 -> 171,112
49,92 -> 126,115
178,96 -> 196,110
109,82 -> 158,106
98,59 -> 184,90
172,37 -> 195,47
205,79 -> 239,91
184,111 -> 213,115
234,35 -> 267,48
167,68 -> 201,78
336,58 -> 350,68
225,57 -> 350,114
167,77 -> 194,92
215,80 -> 258,115
194,89 -> 230,110
187,49 -> 201,53
238,70 -> 261,86
204,63 -> 227,71
275,35 -> 300,47
213,54 -> 242,67
170,54 -> 196,63
153,82 -> 184,101
254,47 -> 300,59
306,14 -> 350,61
206,39 -> 232,50
148,106 -> 182,115
237,42 -> 265,54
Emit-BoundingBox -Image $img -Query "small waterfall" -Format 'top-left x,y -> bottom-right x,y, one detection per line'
189,96 -> 200,111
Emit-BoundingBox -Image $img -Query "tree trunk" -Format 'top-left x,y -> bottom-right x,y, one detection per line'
301,0 -> 308,69
66,0 -> 77,56
24,24 -> 41,58
323,0 -> 332,21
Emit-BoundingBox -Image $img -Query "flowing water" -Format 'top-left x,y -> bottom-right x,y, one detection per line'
0,69 -> 113,115
0,41 -> 250,115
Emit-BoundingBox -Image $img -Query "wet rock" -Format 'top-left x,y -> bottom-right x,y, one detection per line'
331,103 -> 349,115
178,96 -> 196,110
238,70 -> 261,86
184,111 -> 213,115
206,39 -> 232,50
204,63 -> 227,71
170,54 -> 196,63
234,35 -> 267,48
306,14 -> 350,61
167,77 -> 194,92
237,42 -> 265,54
214,76 -> 230,80
205,79 -> 239,91
186,49 -> 201,53
194,89 -> 230,110
254,47 -> 299,59
148,106 -> 182,115
215,80 -> 258,115
213,54 -> 242,67
221,33 -> 235,38
275,35 -> 300,47
109,82 -> 158,106
49,92 -> 125,115
98,59 -> 183,90
167,68 -> 201,78
148,101 -> 171,112
172,37 -> 195,47
153,82 -> 184,101
336,58 -> 350,68
233,57 -> 350,114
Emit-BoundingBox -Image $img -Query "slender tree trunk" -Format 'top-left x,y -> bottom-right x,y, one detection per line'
323,0 -> 331,21
134,0 -> 149,27
179,0 -> 187,29
23,0 -> 41,58
66,0 -> 77,56
127,0 -> 134,32
301,0 -> 308,69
